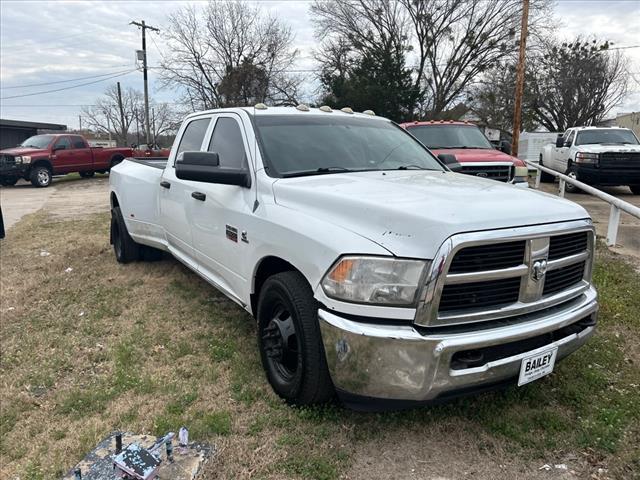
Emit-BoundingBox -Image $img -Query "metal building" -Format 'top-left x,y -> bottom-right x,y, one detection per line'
0,119 -> 67,150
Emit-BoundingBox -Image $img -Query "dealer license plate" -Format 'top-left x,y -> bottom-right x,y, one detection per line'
518,347 -> 558,386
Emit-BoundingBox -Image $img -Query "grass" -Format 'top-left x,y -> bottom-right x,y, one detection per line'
1,205 -> 639,479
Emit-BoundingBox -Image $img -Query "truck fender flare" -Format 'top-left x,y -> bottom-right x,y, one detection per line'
30,158 -> 53,173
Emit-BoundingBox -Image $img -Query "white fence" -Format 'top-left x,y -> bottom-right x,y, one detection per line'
525,160 -> 640,246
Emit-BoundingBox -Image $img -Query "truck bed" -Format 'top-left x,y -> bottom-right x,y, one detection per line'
128,158 -> 169,169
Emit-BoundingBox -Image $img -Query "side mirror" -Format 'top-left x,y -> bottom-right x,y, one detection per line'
499,140 -> 512,155
53,144 -> 66,151
555,136 -> 565,148
175,151 -> 251,188
438,153 -> 462,172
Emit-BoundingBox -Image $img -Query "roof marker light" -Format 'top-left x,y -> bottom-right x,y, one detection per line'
341,107 -> 354,114
296,104 -> 310,112
319,105 -> 332,112
362,110 -> 375,116
254,103 -> 268,110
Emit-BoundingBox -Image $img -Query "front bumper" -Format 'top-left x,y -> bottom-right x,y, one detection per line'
319,286 -> 597,406
576,165 -> 640,186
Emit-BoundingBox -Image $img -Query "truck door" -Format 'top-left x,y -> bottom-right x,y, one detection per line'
68,135 -> 94,170
50,136 -> 74,173
189,114 -> 255,301
553,130 -> 573,172
158,116 -> 212,266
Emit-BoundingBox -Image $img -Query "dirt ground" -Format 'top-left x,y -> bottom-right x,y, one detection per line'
1,176 -> 638,480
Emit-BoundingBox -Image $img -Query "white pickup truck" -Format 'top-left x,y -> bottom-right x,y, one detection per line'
539,126 -> 640,194
109,106 -> 599,409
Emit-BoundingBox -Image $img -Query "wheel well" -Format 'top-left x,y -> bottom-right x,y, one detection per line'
110,192 -> 120,209
110,154 -> 125,166
251,256 -> 298,314
31,159 -> 52,172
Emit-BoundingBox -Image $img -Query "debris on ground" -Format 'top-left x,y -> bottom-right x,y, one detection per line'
63,431 -> 212,480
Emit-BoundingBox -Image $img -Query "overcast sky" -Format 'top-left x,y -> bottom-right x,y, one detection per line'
1,0 -> 639,130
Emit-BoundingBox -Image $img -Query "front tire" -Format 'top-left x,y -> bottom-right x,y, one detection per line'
564,166 -> 581,193
257,271 -> 334,405
30,165 -> 52,188
79,171 -> 95,178
110,206 -> 140,263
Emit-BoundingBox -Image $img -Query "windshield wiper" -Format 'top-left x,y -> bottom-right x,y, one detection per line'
281,166 -> 366,178
393,165 -> 434,170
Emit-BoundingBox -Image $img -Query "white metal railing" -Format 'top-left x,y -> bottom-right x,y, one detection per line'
525,160 -> 640,246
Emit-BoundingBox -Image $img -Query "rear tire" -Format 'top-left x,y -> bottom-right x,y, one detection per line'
30,165 -> 52,188
257,271 -> 334,405
109,156 -> 124,172
79,171 -> 95,178
539,157 -> 555,183
110,206 -> 140,263
630,185 -> 640,195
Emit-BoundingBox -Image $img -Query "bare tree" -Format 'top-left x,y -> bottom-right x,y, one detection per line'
81,85 -> 142,146
529,39 -> 629,131
160,0 -> 301,109
81,86 -> 180,146
400,0 -> 553,116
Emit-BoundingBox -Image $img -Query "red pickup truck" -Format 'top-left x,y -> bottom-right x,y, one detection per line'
399,121 -> 529,186
0,134 -> 132,187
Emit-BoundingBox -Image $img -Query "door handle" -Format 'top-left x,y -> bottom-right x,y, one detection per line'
191,191 -> 206,201
160,181 -> 171,189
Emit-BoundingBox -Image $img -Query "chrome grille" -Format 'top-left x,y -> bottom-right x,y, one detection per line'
543,261 -> 586,296
460,163 -> 513,182
416,221 -> 595,328
448,240 -> 525,273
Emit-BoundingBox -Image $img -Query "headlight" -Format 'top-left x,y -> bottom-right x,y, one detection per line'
321,256 -> 427,306
575,152 -> 599,164
513,166 -> 529,183
14,156 -> 31,164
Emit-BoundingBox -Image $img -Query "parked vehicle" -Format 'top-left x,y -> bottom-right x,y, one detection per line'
0,134 -> 132,187
132,143 -> 171,158
517,132 -> 559,167
110,106 -> 598,408
400,120 -> 529,186
539,126 -> 640,194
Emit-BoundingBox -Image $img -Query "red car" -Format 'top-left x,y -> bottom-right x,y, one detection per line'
131,143 -> 171,158
0,134 -> 132,187
400,120 -> 529,186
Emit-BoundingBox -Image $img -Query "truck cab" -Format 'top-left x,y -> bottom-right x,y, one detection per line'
400,120 -> 529,186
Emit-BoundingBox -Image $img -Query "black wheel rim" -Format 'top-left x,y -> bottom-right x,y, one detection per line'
262,303 -> 299,381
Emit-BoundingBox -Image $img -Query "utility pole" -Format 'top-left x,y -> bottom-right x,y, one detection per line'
151,107 -> 156,146
78,114 -> 82,132
130,20 -> 160,145
116,81 -> 126,147
510,0 -> 530,158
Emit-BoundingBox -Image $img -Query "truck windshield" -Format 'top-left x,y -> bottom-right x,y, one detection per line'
407,124 -> 494,149
18,134 -> 55,149
254,115 -> 444,177
575,129 -> 639,146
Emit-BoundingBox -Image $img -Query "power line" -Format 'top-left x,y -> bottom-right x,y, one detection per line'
0,70 -> 137,100
0,67 -> 137,90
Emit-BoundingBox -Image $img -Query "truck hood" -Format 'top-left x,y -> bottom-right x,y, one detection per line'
430,148 -> 525,166
0,146 -> 47,156
272,170 -> 589,259
574,144 -> 640,154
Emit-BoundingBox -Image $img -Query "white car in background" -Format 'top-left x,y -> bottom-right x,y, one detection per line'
539,126 -> 640,194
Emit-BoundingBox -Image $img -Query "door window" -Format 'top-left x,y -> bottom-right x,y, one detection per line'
564,131 -> 575,147
70,136 -> 86,149
207,117 -> 247,168
176,118 -> 211,157
53,137 -> 71,150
